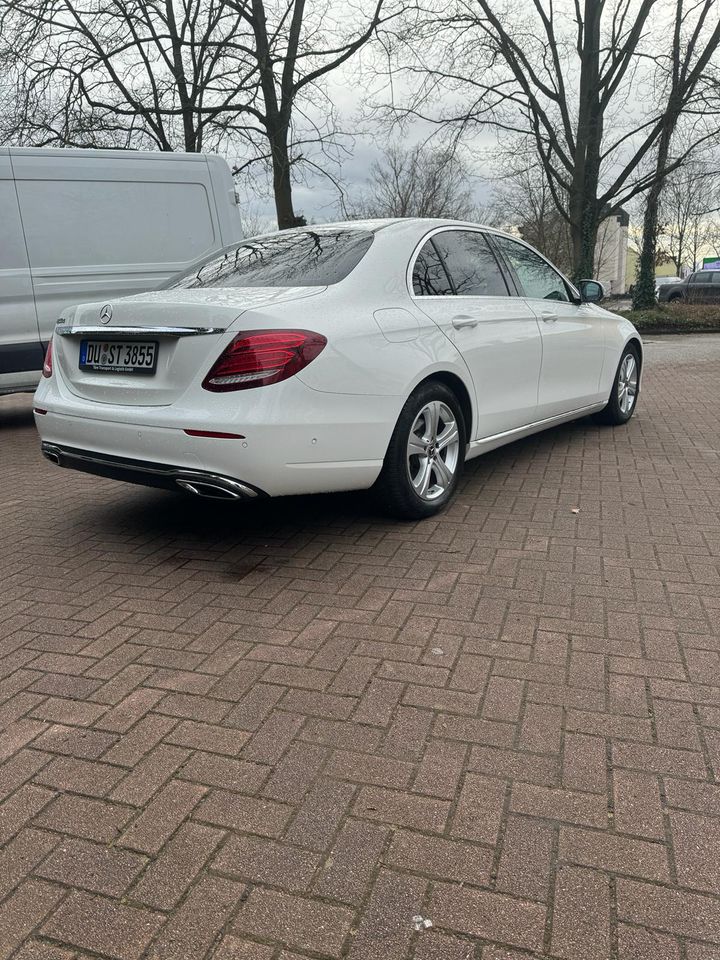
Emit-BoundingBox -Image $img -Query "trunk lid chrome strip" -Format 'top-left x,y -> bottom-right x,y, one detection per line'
55,325 -> 226,338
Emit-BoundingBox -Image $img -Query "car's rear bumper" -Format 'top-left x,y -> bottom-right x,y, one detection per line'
33,396 -> 392,497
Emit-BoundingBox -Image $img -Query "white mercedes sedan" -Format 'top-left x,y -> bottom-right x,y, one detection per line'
34,219 -> 641,519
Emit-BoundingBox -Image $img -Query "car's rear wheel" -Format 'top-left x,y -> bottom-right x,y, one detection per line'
596,344 -> 639,425
375,380 -> 466,520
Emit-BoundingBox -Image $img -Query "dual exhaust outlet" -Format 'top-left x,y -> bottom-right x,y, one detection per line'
174,473 -> 257,501
41,442 -> 260,501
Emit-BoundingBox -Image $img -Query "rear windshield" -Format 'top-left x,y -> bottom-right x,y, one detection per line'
166,229 -> 374,289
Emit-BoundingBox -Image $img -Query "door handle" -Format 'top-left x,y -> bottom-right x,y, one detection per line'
541,312 -> 558,323
451,315 -> 478,329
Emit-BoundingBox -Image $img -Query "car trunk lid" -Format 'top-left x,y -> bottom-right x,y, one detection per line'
54,286 -> 324,406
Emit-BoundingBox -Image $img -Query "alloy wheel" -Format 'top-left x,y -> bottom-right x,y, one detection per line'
406,400 -> 461,501
617,353 -> 638,415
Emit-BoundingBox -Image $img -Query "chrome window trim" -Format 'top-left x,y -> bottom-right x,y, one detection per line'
405,224 -> 581,303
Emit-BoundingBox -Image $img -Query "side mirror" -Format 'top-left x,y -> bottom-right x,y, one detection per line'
579,279 -> 604,303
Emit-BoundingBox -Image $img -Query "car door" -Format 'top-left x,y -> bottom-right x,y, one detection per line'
0,154 -> 42,390
712,272 -> 720,302
491,234 -> 605,420
687,272 -> 715,303
410,228 -> 542,439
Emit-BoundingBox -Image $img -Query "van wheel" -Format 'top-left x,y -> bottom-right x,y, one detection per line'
596,345 -> 639,425
375,381 -> 466,520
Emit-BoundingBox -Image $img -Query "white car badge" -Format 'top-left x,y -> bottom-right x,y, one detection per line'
100,304 -> 113,324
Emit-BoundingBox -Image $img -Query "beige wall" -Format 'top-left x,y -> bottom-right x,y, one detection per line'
595,213 -> 629,295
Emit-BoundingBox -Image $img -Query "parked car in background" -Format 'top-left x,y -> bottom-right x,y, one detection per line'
657,270 -> 720,303
627,275 -> 681,298
35,219 -> 642,519
654,276 -> 682,297
1,147 -> 242,395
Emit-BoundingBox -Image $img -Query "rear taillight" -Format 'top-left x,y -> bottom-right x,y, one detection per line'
202,329 -> 327,392
42,340 -> 53,378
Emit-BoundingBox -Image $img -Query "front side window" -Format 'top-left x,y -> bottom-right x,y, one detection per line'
167,229 -> 374,289
432,231 -> 509,296
689,273 -> 704,283
412,240 -> 454,296
493,235 -> 570,302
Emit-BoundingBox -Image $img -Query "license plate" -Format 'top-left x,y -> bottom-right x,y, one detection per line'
79,340 -> 158,374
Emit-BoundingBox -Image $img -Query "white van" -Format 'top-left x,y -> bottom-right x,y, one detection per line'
1,147 -> 243,395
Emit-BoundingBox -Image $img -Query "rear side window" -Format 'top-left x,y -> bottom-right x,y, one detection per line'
169,229 -> 373,289
17,180 -> 216,267
493,235 -> 570,302
412,240 -> 453,295
432,230 -> 509,296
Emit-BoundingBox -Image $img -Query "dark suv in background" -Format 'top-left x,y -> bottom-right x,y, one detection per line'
658,270 -> 720,303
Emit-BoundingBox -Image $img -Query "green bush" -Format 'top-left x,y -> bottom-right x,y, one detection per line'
617,302 -> 720,332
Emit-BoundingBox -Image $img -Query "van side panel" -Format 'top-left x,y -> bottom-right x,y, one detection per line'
0,151 -> 43,391
11,151 -> 227,344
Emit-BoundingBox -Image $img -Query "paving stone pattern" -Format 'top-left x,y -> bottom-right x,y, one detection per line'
1,335 -> 720,959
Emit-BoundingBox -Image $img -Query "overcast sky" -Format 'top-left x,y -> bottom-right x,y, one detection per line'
231,55 -> 495,227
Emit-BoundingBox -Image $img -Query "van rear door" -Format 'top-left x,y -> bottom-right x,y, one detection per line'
11,149 -> 230,349
205,154 -> 243,245
0,151 -> 42,390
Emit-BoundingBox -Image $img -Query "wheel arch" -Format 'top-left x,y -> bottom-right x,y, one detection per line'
411,370 -> 473,441
626,335 -> 643,366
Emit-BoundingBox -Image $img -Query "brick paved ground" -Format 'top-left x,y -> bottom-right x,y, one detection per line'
1,334 -> 720,960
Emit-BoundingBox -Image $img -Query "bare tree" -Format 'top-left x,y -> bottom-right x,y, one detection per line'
658,161 -> 720,273
632,0 -> 720,308
378,0 -> 720,281
489,147 -> 573,273
0,0 -> 407,228
351,141 -> 478,219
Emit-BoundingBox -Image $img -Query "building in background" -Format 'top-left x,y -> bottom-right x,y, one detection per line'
595,208 -> 629,295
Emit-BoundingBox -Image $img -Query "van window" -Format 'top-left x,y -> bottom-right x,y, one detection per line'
0,182 -> 29,269
167,229 -> 374,289
16,180 -> 216,268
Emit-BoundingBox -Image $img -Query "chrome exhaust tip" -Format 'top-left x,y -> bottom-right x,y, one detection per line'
41,444 -> 61,465
175,472 -> 258,501
176,479 -> 241,500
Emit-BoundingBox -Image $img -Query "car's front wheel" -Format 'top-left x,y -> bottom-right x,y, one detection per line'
375,381 -> 466,520
596,345 -> 640,425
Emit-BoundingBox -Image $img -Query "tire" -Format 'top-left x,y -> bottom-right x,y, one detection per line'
668,293 -> 683,303
375,380 -> 466,520
595,344 -> 640,425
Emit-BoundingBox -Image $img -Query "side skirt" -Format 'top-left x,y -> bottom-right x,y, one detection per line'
466,402 -> 607,461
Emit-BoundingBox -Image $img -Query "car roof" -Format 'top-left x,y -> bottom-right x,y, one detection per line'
294,217 -> 510,235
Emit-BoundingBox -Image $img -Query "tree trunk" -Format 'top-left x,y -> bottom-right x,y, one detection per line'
568,0 -> 603,283
268,121 -> 303,229
633,115 -> 675,309
633,187 -> 661,309
569,195 -> 600,282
